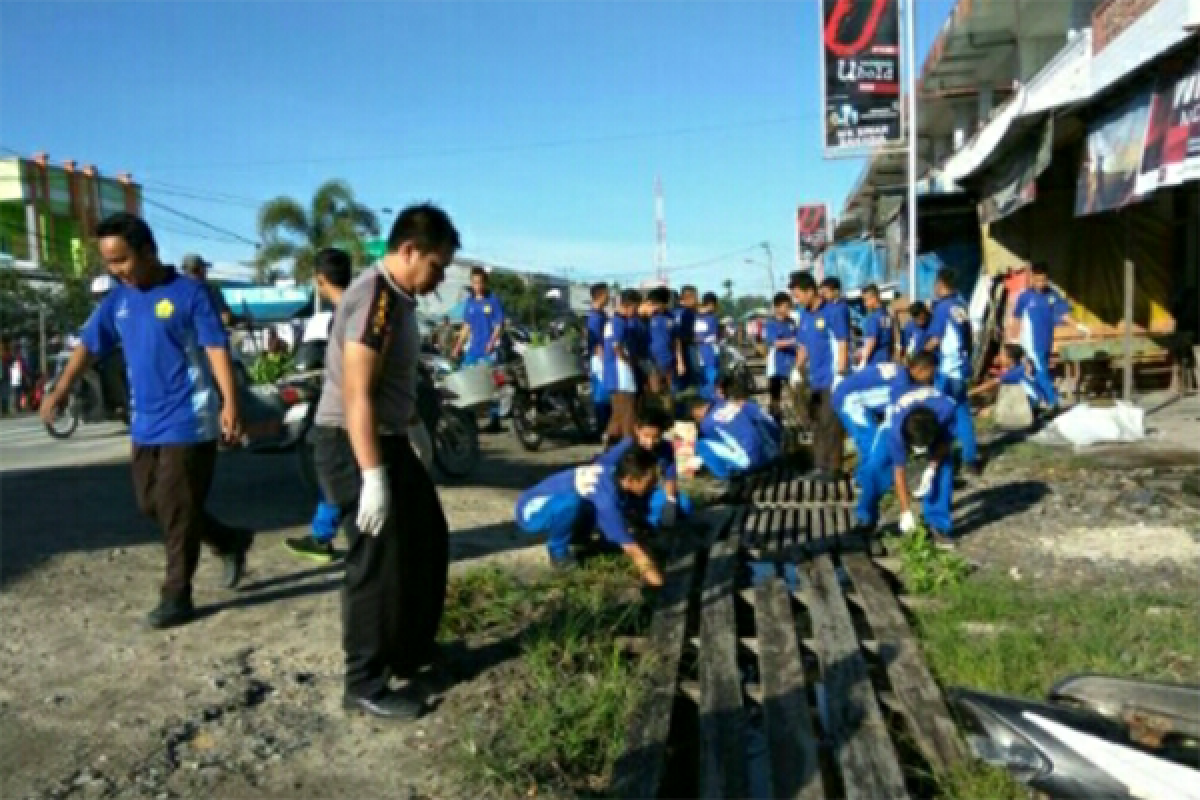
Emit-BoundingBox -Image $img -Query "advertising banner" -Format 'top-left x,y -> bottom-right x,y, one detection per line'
1136,51 -> 1200,195
821,0 -> 902,156
796,204 -> 829,265
1075,88 -> 1153,216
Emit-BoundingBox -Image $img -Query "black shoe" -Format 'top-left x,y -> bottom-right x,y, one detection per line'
145,596 -> 195,630
342,688 -> 423,721
283,535 -> 337,564
965,462 -> 984,478
220,529 -> 254,590
549,552 -> 579,572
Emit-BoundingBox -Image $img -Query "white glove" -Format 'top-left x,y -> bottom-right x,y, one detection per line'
356,467 -> 390,536
899,510 -> 917,534
1075,322 -> 1091,336
660,499 -> 678,528
913,465 -> 936,499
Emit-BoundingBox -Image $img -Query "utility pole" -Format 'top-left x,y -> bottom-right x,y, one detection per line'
762,242 -> 775,294
905,0 -> 919,300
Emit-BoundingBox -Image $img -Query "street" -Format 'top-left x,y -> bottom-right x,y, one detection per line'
0,415 -> 131,474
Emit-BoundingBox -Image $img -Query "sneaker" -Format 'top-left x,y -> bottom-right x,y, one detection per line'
284,535 -> 337,563
145,596 -> 196,630
342,687 -> 423,721
220,528 -> 254,590
930,529 -> 957,548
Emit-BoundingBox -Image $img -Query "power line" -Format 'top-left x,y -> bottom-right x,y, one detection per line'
140,197 -> 259,248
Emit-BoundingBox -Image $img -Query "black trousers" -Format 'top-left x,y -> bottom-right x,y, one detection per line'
807,388 -> 845,474
314,426 -> 449,698
131,441 -> 239,601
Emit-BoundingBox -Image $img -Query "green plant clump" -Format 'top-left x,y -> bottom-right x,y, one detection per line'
247,352 -> 293,385
887,526 -> 971,594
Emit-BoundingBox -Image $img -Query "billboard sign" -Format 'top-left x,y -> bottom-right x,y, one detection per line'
796,204 -> 829,265
820,0 -> 903,156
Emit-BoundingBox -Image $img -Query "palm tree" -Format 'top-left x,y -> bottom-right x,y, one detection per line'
255,179 -> 380,284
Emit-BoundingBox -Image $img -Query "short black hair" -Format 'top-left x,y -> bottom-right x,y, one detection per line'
681,285 -> 698,298
718,374 -> 748,400
909,301 -> 929,319
590,282 -> 609,300
935,267 -> 957,290
685,394 -> 713,417
635,404 -> 671,431
908,351 -> 937,371
820,276 -> 842,292
619,288 -> 642,306
1030,262 -> 1049,276
701,291 -> 718,307
862,283 -> 880,298
902,407 -> 941,450
314,247 -> 352,289
788,271 -> 816,291
386,203 -> 461,255
772,291 -> 791,307
95,212 -> 157,255
1003,342 -> 1026,363
648,286 -> 670,305
470,266 -> 487,280
615,446 -> 660,483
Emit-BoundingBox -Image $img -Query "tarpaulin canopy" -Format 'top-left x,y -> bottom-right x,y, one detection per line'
221,287 -> 313,323
821,241 -> 888,292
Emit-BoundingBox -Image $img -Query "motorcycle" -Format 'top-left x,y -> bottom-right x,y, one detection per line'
952,675 -> 1200,799
494,329 -> 594,452
43,348 -> 130,439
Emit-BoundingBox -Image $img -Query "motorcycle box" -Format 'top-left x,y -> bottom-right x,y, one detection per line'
442,362 -> 498,410
522,340 -> 584,390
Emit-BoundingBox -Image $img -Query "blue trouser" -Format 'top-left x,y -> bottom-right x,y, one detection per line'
516,492 -> 594,560
695,437 -> 753,479
645,487 -> 694,528
697,362 -> 719,400
836,406 -> 880,486
590,370 -> 611,436
855,436 -> 955,534
311,490 -> 342,544
463,351 -> 500,423
936,374 -> 979,466
1030,350 -> 1059,408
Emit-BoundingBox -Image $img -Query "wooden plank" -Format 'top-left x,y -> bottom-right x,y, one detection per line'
698,530 -> 748,799
842,553 -> 967,773
805,555 -> 909,800
754,576 -> 825,800
610,528 -> 705,799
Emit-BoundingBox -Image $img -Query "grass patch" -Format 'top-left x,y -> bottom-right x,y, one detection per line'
885,527 -> 971,594
914,576 -> 1200,798
446,556 -> 652,798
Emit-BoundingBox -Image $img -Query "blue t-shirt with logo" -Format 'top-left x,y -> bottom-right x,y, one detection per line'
648,311 -> 677,374
929,293 -> 971,381
833,361 -> 904,417
597,435 -> 677,481
80,269 -> 226,445
886,386 -> 957,466
799,301 -> 846,390
764,316 -> 798,378
602,314 -> 637,393
698,400 -> 773,469
516,464 -> 632,546
900,319 -> 928,358
586,308 -> 608,376
693,311 -> 720,367
462,293 -> 505,359
862,308 -> 894,365
1013,287 -> 1070,365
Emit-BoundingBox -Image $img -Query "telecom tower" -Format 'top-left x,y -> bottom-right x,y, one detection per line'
654,175 -> 667,284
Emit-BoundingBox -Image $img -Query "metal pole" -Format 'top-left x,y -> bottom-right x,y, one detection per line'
1123,258 -> 1134,402
764,242 -> 776,294
906,0 -> 919,300
38,304 -> 47,376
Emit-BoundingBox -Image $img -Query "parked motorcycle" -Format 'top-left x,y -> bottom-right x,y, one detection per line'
494,329 -> 593,452
952,675 -> 1200,799
42,348 -> 130,439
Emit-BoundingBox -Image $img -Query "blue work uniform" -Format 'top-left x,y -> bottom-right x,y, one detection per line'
832,362 -> 906,484
928,292 -> 978,467
515,464 -> 634,560
742,399 -> 783,453
692,311 -> 720,399
672,306 -> 696,391
602,314 -> 637,394
694,399 -> 778,479
596,437 -> 693,528
998,361 -> 1046,410
798,302 -> 837,391
81,268 -> 225,445
648,311 -> 678,378
461,293 -> 505,363
764,316 -> 798,379
855,387 -> 958,534
1012,287 -> 1070,407
823,300 -> 852,386
899,320 -> 929,359
861,308 -> 895,366
586,308 -> 611,434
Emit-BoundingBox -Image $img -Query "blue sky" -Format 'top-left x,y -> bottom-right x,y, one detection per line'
1,0 -> 956,293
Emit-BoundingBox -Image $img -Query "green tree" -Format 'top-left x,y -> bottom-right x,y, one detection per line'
254,179 -> 380,284
487,271 -> 556,329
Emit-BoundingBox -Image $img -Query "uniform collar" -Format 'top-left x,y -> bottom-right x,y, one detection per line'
374,265 -> 415,307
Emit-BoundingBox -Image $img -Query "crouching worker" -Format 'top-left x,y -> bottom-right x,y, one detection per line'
597,406 -> 692,528
854,386 -> 958,545
686,391 -> 778,480
968,343 -> 1047,421
515,448 -> 665,587
716,374 -> 782,456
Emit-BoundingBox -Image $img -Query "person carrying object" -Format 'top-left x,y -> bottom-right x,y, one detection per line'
1009,262 -> 1087,411
452,266 -> 505,432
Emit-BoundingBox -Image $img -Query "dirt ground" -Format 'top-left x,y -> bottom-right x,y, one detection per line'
3,413 -> 1198,800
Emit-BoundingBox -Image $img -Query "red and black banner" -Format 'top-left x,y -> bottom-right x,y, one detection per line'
796,204 -> 829,264
821,0 -> 902,156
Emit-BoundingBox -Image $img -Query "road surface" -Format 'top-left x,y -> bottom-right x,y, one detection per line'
0,415 -> 131,473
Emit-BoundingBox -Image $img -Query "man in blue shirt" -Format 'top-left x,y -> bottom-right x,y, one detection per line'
40,213 -> 252,630
854,385 -> 958,543
925,268 -> 981,474
764,292 -> 798,421
1010,262 -> 1084,410
596,406 -> 692,528
686,394 -> 778,479
646,287 -> 684,404
692,292 -> 721,400
515,448 -> 663,586
453,266 -> 506,431
602,288 -> 641,445
672,285 -> 698,393
859,284 -> 895,367
899,302 -> 931,361
585,283 -> 612,437
969,343 -> 1049,416
791,271 -> 848,480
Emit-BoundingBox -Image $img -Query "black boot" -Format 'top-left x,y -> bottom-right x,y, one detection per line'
146,594 -> 195,630
220,528 -> 254,590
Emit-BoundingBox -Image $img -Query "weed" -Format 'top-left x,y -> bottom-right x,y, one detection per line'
885,526 -> 971,594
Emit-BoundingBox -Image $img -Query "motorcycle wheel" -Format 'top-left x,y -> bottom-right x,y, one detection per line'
433,409 -> 480,480
511,393 -> 543,451
566,388 -> 596,440
44,394 -> 80,440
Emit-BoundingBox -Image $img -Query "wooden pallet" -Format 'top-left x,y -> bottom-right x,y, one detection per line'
611,511 -> 965,799
731,466 -> 857,508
